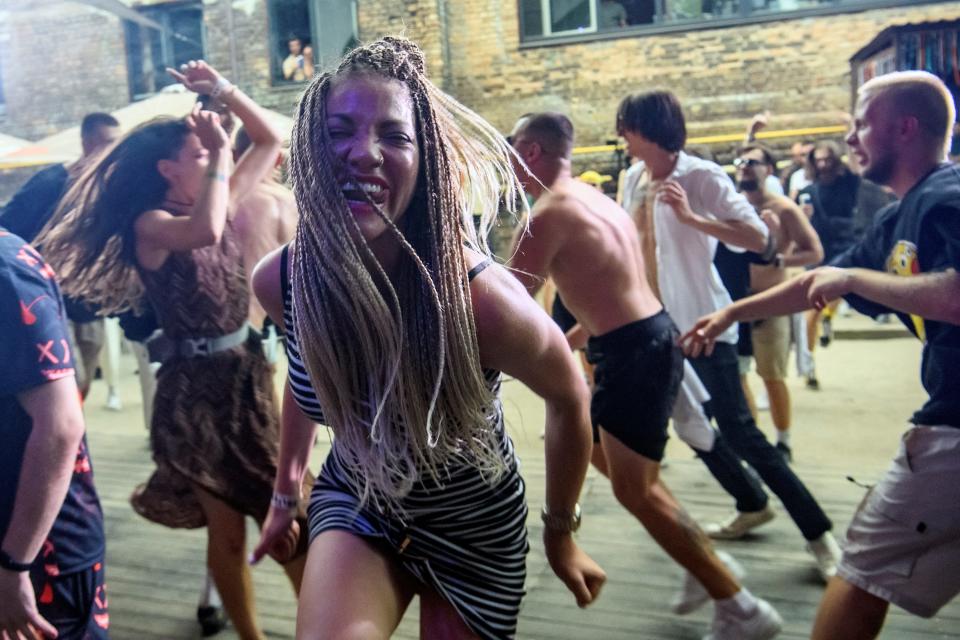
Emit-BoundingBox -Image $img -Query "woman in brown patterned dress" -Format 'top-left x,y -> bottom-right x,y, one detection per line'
39,61 -> 305,640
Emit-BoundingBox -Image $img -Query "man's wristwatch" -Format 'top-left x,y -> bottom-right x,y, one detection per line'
541,503 -> 582,533
0,548 -> 32,572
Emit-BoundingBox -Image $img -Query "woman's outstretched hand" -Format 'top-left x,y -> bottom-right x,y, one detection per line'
167,60 -> 225,96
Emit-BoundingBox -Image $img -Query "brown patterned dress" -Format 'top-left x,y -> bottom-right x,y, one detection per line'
131,221 -> 286,529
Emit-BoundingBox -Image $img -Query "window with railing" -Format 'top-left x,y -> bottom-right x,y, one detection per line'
124,2 -> 204,100
519,0 -> 949,42
267,0 -> 358,85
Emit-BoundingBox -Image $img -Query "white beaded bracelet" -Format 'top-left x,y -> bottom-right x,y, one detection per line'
210,76 -> 234,101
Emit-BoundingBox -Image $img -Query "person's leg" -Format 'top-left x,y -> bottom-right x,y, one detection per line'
673,362 -> 769,515
600,430 -> 738,599
691,343 -> 832,542
753,316 -> 791,441
420,587 -> 482,640
763,379 -> 790,434
102,317 -> 123,410
739,373 -> 758,422
129,341 -> 158,430
193,487 -> 264,640
296,531 -> 414,640
811,578 -> 889,640
805,307 -> 821,355
590,438 -> 609,477
79,319 -> 105,399
281,555 -> 306,595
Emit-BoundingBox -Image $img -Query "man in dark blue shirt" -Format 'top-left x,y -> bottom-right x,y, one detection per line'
0,228 -> 108,639
681,71 -> 960,640
0,113 -> 120,399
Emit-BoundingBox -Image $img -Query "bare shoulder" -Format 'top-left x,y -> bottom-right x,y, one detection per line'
252,242 -> 290,327
467,256 -> 550,368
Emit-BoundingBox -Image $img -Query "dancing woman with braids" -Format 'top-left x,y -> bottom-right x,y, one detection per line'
248,37 -> 605,639
37,61 -> 307,640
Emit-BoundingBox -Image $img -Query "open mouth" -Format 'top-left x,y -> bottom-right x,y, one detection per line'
341,180 -> 388,208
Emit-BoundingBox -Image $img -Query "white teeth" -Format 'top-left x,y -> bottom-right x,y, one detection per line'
340,181 -> 383,193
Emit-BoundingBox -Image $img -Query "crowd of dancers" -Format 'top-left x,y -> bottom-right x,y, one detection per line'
1,35 -> 958,640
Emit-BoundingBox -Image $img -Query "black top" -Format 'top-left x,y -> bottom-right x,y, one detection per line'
0,164 -> 101,323
713,243 -> 775,357
802,171 -> 861,262
0,228 -> 105,573
831,163 -> 960,428
0,164 -> 69,243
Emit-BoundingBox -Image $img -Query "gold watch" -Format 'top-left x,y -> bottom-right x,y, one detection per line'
541,503 -> 582,533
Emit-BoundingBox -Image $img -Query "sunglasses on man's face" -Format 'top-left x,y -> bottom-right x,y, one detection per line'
733,157 -> 765,169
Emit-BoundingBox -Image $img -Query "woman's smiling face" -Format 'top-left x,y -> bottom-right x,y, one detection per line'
325,72 -> 421,244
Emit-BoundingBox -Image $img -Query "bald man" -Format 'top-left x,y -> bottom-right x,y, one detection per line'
682,71 -> 960,639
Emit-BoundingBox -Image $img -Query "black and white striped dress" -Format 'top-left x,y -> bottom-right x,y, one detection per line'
281,248 -> 529,639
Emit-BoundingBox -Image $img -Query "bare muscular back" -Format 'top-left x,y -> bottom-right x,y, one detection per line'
514,177 -> 662,336
233,180 -> 298,327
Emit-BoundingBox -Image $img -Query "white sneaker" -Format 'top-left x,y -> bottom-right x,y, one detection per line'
806,532 -> 841,582
705,597 -> 783,640
105,390 -> 122,412
704,505 -> 776,540
671,550 -> 746,615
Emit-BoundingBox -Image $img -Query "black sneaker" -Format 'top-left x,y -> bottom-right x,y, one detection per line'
775,442 -> 793,463
197,605 -> 228,637
820,317 -> 833,347
806,375 -> 820,390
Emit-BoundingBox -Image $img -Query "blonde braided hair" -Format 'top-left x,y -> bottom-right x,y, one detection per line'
289,36 -> 526,516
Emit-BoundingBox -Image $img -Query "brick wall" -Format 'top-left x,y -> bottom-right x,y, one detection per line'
220,0 -> 959,165
202,0 -> 302,119
0,0 -> 129,139
439,1 -> 960,154
202,0 -> 447,121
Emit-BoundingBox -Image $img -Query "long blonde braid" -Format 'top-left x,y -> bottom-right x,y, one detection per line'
288,37 -> 526,516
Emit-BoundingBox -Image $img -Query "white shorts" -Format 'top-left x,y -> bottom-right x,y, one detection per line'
838,424 -> 960,617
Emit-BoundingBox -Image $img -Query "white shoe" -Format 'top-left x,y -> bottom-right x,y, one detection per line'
705,598 -> 783,640
704,505 -> 776,540
671,550 -> 745,615
806,532 -> 841,582
105,390 -> 122,412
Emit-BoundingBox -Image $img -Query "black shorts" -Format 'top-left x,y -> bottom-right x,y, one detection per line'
586,310 -> 684,462
31,559 -> 109,640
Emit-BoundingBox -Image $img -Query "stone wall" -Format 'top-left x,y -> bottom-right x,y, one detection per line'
0,0 -> 129,139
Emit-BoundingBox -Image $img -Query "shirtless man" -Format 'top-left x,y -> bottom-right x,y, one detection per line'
232,127 -> 298,360
736,144 -> 824,460
509,112 -> 782,640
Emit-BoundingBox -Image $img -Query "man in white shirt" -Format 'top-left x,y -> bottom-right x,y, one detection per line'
617,90 -> 840,580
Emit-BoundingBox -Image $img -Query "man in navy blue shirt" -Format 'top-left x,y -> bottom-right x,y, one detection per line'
0,113 -> 120,400
0,227 -> 108,639
682,71 -> 960,639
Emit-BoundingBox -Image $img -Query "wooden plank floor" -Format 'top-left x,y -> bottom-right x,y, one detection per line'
83,333 -> 960,639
